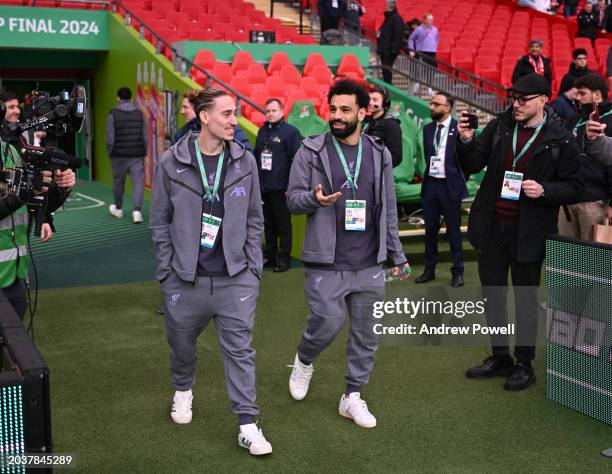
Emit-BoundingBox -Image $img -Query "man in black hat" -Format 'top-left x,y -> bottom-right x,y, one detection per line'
550,75 -> 578,121
456,74 -> 584,391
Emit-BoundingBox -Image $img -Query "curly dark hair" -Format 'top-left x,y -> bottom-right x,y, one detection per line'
327,78 -> 370,109
574,73 -> 609,99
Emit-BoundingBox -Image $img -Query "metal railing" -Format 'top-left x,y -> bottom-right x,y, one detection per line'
309,11 -> 509,116
112,0 -> 265,115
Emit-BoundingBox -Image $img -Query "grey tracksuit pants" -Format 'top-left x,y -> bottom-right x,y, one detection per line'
161,269 -> 260,418
298,264 -> 385,390
111,158 -> 144,210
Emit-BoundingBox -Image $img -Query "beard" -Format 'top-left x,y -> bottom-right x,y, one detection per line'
329,118 -> 359,138
430,110 -> 444,121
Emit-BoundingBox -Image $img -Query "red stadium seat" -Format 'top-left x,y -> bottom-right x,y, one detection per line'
245,63 -> 268,90
264,76 -> 288,99
231,51 -> 255,75
192,49 -> 216,72
229,77 -> 252,99
211,63 -> 232,85
303,53 -> 327,77
280,65 -> 301,89
267,52 -> 292,76
309,65 -> 334,86
337,54 -> 365,78
284,90 -> 310,119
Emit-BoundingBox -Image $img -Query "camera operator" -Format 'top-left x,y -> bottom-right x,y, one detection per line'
1,90 -> 76,319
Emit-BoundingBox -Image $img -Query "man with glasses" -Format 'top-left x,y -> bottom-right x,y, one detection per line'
559,49 -> 591,96
415,93 -> 467,287
456,74 -> 583,391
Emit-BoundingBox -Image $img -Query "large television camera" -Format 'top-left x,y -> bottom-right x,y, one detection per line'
1,86 -> 84,193
0,86 -> 85,235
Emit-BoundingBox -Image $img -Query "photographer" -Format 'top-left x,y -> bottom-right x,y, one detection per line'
1,91 -> 76,319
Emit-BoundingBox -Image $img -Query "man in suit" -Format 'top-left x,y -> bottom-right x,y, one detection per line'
415,92 -> 467,287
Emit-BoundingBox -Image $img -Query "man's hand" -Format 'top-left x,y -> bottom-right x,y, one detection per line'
390,262 -> 411,281
33,171 -> 53,195
586,111 -> 607,141
55,169 -> 76,189
409,51 -> 416,58
522,180 -> 545,199
315,184 -> 342,207
607,205 -> 612,223
34,131 -> 46,140
457,112 -> 475,141
40,223 -> 53,242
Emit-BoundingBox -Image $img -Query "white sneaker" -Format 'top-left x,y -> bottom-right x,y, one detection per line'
171,389 -> 192,424
238,423 -> 272,455
288,353 -> 314,401
109,204 -> 123,218
132,210 -> 143,223
339,392 -> 377,428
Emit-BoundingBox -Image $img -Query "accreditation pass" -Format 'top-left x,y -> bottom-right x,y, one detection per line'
201,213 -> 222,248
345,200 -> 366,231
1,453 -> 76,469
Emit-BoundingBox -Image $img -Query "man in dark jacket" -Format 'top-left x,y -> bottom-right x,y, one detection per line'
376,0 -> 405,84
106,87 -> 147,223
416,92 -> 468,287
551,75 -> 579,121
511,39 -> 552,84
560,49 -> 591,90
363,85 -> 403,167
577,2 -> 598,44
560,73 -> 612,240
254,98 -> 302,272
318,0 -> 342,33
456,74 -> 583,391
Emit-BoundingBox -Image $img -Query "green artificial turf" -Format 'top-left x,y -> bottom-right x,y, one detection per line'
33,266 -> 612,473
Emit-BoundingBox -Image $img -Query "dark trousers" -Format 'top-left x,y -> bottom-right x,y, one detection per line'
320,15 -> 340,33
419,52 -> 437,68
422,178 -> 464,275
478,222 -> 542,362
2,279 -> 27,320
262,191 -> 292,267
379,53 -> 398,84
564,4 -> 577,17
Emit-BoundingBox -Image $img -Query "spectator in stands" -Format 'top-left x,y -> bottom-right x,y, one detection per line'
551,75 -> 579,120
608,46 -> 612,78
106,86 -> 146,224
457,74 -> 583,391
376,0 -> 405,84
318,0 -> 342,34
596,0 -> 610,32
577,2 -> 598,44
563,0 -> 580,17
254,98 -> 302,273
403,18 -> 421,54
363,85 -> 403,167
342,0 -> 365,45
416,92 -> 467,288
561,49 -> 592,88
173,90 -> 254,153
407,13 -> 439,68
517,0 -> 552,13
560,73 -> 612,240
511,39 -> 552,84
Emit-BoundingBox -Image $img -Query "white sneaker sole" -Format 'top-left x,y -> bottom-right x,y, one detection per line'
289,380 -> 308,401
238,436 -> 272,455
339,408 -> 377,428
171,413 -> 192,424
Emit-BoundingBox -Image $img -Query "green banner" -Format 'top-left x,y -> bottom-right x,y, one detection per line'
0,6 -> 108,50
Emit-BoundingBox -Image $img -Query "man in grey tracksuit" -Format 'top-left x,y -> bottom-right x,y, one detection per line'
286,79 -> 409,429
150,88 -> 271,456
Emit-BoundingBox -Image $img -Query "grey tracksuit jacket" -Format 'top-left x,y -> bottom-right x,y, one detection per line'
150,133 -> 264,283
286,132 -> 407,266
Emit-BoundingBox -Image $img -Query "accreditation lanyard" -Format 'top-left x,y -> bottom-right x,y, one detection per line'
332,136 -> 362,199
194,139 -> 225,207
511,120 -> 545,171
573,109 -> 612,135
